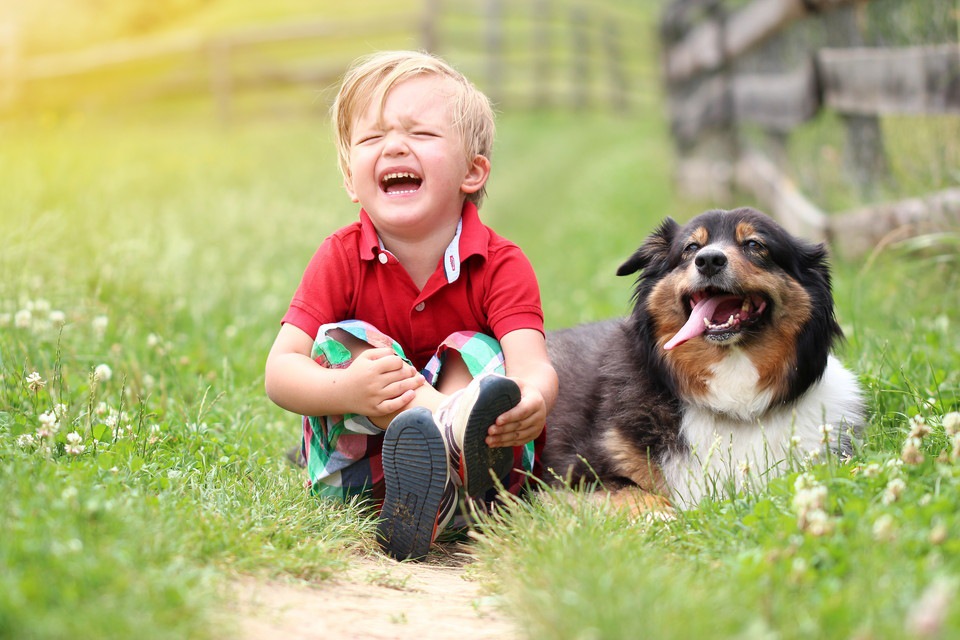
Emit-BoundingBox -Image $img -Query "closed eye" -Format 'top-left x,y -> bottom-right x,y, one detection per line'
355,133 -> 383,144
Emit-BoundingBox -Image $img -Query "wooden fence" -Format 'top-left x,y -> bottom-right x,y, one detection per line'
0,0 -> 648,121
660,0 -> 960,258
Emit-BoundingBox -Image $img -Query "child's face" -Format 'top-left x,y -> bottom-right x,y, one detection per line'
343,75 -> 489,238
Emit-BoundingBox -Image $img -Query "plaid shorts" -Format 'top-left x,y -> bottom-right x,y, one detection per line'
301,319 -> 544,505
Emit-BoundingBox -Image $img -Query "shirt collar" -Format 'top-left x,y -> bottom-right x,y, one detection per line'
358,202 -> 489,282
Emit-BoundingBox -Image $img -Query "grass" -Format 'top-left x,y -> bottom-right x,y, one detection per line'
2,6 -> 959,637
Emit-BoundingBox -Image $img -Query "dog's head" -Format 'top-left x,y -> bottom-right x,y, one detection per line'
619,207 -> 842,411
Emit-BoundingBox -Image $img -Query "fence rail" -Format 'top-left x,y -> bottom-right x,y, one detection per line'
0,0 -> 647,119
661,0 -> 960,258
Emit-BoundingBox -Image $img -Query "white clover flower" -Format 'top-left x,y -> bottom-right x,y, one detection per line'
38,411 -> 60,434
0,312 -> 11,326
61,486 -> 79,500
92,315 -> 109,337
25,371 -> 46,392
16,433 -> 37,450
33,298 -> 51,313
794,485 -> 828,511
804,509 -> 834,537
142,374 -> 156,389
944,412 -> 960,437
929,522 -> 949,545
224,325 -> 238,339
65,435 -> 86,456
794,472 -> 817,492
885,458 -> 904,471
909,415 -> 931,439
146,333 -> 161,348
14,309 -> 32,328
873,514 -> 896,541
49,310 -> 66,326
882,478 -> 907,505
862,463 -> 881,478
901,437 -> 925,465
93,364 -> 112,382
52,403 -> 68,419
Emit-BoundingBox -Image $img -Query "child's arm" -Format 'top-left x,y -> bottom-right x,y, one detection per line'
487,328 -> 558,448
264,323 -> 424,421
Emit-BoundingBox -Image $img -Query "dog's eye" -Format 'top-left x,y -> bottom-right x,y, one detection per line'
744,239 -> 765,252
684,242 -> 701,254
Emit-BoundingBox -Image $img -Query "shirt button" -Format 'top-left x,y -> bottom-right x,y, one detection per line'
378,253 -> 388,265
414,302 -> 425,312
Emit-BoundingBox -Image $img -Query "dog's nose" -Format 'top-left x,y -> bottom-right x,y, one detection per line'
695,248 -> 728,277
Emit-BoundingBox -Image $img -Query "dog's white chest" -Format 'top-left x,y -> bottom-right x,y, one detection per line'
701,349 -> 774,419
663,355 -> 864,506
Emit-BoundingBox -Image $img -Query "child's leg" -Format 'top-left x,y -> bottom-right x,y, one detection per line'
326,328 -> 447,429
378,332 -> 517,560
426,332 -> 542,499
303,321 -> 411,501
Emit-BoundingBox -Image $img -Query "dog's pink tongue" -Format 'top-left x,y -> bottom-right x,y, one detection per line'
664,296 -> 727,351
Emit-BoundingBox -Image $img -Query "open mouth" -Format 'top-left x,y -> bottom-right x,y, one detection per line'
380,171 -> 422,195
664,289 -> 768,350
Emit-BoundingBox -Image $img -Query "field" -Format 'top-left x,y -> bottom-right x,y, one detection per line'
2,8 -> 960,637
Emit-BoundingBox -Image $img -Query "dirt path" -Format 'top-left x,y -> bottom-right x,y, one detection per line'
225,545 -> 518,640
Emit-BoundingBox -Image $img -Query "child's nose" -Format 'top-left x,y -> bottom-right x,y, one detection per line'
381,131 -> 409,156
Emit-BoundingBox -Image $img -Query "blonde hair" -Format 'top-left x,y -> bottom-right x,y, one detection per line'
331,50 -> 495,206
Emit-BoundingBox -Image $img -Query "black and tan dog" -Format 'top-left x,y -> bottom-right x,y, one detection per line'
543,207 -> 865,509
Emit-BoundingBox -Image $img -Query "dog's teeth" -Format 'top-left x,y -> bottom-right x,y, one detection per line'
742,299 -> 750,312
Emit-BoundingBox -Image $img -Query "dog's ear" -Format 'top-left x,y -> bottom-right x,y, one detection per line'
616,217 -> 679,276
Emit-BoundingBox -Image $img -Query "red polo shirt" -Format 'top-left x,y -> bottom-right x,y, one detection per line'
282,202 -> 544,371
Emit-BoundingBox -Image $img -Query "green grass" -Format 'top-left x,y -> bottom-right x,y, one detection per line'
3,30 -> 960,640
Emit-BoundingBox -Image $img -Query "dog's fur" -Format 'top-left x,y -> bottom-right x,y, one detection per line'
543,207 -> 865,507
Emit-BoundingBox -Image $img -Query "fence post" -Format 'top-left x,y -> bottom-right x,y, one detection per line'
532,0 -> 552,108
484,0 -> 503,106
421,0 -> 440,53
0,22 -> 19,110
603,17 -> 627,113
826,4 -> 889,197
570,4 -> 589,110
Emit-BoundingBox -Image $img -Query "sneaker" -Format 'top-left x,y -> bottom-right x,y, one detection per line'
435,373 -> 521,498
377,407 -> 456,561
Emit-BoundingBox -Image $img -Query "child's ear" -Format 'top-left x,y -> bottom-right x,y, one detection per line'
460,155 -> 491,196
343,173 -> 360,203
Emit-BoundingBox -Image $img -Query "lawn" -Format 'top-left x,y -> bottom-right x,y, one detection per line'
2,13 -> 960,639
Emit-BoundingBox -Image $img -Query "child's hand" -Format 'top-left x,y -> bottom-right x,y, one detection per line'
344,348 -> 424,418
485,378 -> 546,448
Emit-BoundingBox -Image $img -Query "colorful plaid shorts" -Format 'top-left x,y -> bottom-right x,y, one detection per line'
301,319 -> 544,505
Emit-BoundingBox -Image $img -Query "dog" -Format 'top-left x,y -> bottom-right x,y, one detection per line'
543,207 -> 865,509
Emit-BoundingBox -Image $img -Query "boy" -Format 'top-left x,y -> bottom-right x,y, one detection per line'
265,50 -> 558,561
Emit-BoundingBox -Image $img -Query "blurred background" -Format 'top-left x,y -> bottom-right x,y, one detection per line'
1,0 -> 957,333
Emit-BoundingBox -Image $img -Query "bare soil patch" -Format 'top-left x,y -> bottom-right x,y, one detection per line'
224,545 -> 518,640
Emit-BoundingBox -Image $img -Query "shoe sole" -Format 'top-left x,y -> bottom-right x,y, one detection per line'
459,375 -> 521,497
378,408 -> 447,561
